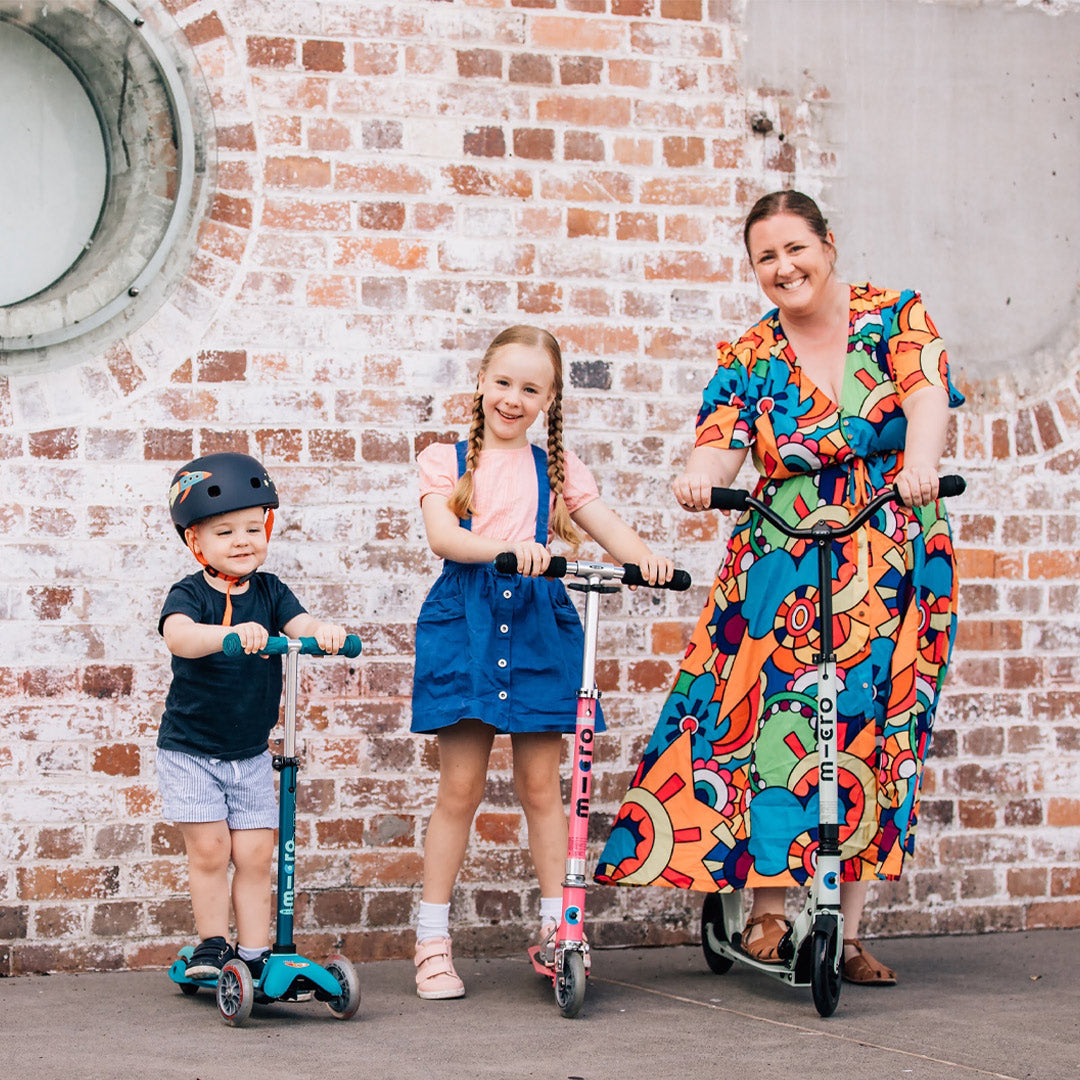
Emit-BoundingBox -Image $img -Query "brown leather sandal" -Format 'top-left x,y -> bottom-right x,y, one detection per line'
842,937 -> 896,985
740,913 -> 790,964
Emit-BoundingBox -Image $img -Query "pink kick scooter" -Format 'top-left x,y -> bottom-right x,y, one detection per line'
494,553 -> 691,1017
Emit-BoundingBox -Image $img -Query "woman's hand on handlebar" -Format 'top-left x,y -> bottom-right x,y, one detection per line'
894,463 -> 939,508
512,540 -> 551,577
673,472 -> 718,513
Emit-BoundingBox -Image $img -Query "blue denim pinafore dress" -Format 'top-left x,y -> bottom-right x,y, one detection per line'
410,442 -> 604,735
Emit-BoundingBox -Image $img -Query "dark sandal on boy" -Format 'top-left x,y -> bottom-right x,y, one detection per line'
842,937 -> 897,985
740,913 -> 790,964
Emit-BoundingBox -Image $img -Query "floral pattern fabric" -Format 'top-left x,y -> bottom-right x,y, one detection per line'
596,283 -> 963,892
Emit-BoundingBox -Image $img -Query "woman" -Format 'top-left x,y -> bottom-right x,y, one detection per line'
595,190 -> 963,984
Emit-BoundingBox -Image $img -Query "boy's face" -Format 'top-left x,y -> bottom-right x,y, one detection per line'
187,507 -> 268,578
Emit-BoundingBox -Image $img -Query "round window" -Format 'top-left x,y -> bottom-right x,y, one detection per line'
0,0 -> 209,357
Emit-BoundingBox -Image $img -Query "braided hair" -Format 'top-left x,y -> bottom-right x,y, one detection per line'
447,325 -> 583,549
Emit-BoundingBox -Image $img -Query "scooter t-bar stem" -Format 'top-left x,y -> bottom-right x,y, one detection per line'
222,633 -> 363,658
494,552 -> 692,591
708,474 -> 965,540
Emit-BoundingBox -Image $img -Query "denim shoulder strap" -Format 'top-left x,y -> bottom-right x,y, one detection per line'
531,444 -> 549,544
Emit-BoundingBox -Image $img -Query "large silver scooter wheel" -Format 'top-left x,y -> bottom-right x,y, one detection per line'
217,960 -> 254,1027
322,954 -> 361,1020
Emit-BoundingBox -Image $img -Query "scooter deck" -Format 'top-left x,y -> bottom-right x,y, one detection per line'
527,945 -> 591,980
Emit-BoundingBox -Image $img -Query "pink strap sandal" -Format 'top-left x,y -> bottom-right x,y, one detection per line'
414,936 -> 465,1000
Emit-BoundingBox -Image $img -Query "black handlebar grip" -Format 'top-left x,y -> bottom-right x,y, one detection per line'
493,553 -> 568,578
937,474 -> 966,499
709,487 -> 750,511
622,563 -> 693,591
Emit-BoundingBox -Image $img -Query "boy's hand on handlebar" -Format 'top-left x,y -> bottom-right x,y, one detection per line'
894,463 -> 939,508
310,621 -> 348,654
228,622 -> 269,655
674,472 -> 726,514
512,541 -> 551,577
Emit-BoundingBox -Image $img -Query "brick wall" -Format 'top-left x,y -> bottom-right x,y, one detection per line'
0,0 -> 1077,975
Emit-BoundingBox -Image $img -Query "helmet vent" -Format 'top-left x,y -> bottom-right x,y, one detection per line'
250,478 -> 262,488
207,484 -> 221,498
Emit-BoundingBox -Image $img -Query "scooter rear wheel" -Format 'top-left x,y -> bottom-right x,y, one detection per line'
810,925 -> 842,1017
322,955 -> 361,1020
700,893 -> 734,974
217,960 -> 254,1027
555,950 -> 586,1019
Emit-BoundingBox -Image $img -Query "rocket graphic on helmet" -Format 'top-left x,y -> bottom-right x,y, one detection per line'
168,452 -> 279,540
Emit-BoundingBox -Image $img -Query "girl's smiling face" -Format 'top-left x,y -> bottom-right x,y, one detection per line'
477,343 -> 556,448
746,212 -> 837,318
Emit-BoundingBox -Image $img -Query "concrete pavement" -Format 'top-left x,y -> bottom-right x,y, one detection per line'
0,929 -> 1075,1080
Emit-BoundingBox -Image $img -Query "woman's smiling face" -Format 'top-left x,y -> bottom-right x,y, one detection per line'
477,343 -> 556,448
746,212 -> 837,318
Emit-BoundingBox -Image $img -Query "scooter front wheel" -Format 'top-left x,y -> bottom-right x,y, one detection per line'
810,925 -> 842,1017
217,960 -> 254,1026
700,893 -> 734,974
322,954 -> 361,1020
555,950 -> 586,1018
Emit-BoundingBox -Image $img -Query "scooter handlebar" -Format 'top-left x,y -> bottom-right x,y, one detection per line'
494,552 -> 691,590
222,633 -> 362,658
708,474 -> 966,512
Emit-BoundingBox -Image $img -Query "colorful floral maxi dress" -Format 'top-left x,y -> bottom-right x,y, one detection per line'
595,284 -> 964,892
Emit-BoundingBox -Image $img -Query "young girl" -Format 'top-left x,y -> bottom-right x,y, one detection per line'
410,325 -> 675,1000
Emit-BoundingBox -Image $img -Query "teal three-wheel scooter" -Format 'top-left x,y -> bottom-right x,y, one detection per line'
168,634 -> 363,1026
699,476 -> 964,1017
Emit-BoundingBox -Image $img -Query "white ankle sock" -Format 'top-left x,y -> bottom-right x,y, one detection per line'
238,945 -> 269,962
417,900 -> 451,943
539,896 -> 562,924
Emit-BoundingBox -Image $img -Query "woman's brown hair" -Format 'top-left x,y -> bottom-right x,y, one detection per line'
743,189 -> 831,255
447,325 -> 583,548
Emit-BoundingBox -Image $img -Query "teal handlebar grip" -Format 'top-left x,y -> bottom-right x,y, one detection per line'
222,633 -> 362,658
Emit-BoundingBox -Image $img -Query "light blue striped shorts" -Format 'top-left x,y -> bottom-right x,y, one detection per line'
156,748 -> 278,830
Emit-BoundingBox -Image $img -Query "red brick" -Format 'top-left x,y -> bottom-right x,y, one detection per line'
183,11 -> 225,46
663,135 -> 705,167
662,0 -> 700,15
196,349 -> 247,382
464,127 -> 506,158
265,156 -> 331,189
509,53 -> 553,84
565,130 -> 604,161
616,211 -> 659,241
518,282 -> 563,314
560,55 -> 603,84
92,744 -> 140,777
354,42 -> 398,75
144,429 -> 193,461
248,35 -> 295,67
457,49 -> 502,78
303,39 -> 346,72
27,586 -> 75,620
567,208 -> 608,238
309,430 -> 357,462
513,128 -> 555,160
29,428 -> 78,459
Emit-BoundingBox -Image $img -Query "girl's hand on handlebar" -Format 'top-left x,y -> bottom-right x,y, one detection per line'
228,622 -> 269,655
512,541 -> 551,577
674,472 -> 726,514
894,463 -> 940,508
635,552 -> 675,587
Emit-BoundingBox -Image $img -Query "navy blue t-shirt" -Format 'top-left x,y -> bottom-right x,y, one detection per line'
157,571 -> 306,760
